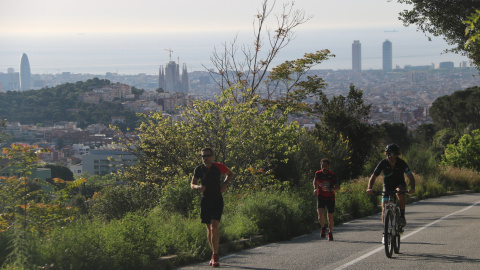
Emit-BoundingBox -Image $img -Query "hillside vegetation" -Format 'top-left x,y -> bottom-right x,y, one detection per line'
0,78 -> 139,130
1,78 -> 480,269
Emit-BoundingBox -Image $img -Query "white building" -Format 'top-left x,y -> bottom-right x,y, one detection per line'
81,150 -> 137,176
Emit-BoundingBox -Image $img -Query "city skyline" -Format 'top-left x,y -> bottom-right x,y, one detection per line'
1,0 -> 472,74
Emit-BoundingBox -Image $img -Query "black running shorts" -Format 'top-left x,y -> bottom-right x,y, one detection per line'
200,196 -> 224,224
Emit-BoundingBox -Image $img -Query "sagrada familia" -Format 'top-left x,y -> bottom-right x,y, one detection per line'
158,60 -> 189,93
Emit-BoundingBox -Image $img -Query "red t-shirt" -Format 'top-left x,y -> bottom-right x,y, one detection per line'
314,170 -> 338,200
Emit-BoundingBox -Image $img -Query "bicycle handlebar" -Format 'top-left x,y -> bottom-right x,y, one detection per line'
371,190 -> 406,196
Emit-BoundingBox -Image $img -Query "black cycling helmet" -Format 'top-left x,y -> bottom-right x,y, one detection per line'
384,143 -> 400,154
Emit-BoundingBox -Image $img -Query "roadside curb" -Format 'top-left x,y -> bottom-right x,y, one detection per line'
154,190 -> 476,269
153,235 -> 267,269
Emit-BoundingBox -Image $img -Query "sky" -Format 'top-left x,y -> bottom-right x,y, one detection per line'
1,0 -> 409,35
0,0 -> 471,74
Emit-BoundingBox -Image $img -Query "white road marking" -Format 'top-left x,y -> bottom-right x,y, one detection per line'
334,200 -> 480,270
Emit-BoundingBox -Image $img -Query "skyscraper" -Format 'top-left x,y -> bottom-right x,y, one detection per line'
352,40 -> 361,71
383,40 -> 393,71
19,53 -> 31,91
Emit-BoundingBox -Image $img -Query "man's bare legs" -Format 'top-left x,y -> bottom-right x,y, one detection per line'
327,212 -> 334,233
317,208 -> 326,229
206,220 -> 220,266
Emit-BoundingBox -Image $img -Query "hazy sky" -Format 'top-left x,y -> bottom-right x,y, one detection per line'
1,0 -> 409,35
2,0 -> 470,74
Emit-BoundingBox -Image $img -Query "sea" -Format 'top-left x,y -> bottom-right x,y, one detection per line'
0,27 -> 472,75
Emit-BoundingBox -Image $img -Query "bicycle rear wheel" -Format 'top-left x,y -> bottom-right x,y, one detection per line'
384,210 -> 395,258
394,209 -> 401,253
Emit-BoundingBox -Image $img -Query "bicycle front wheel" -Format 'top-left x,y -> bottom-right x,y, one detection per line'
394,209 -> 401,254
384,209 -> 395,258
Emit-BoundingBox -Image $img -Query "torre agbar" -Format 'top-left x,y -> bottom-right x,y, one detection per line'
20,53 -> 32,91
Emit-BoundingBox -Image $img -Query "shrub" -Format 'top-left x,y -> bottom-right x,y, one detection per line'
335,179 -> 379,220
37,214 -> 160,270
157,178 -> 198,217
404,146 -> 438,176
424,175 -> 446,198
149,208 -> 209,259
437,166 -> 480,191
222,214 -> 259,241
88,182 -> 161,220
230,190 -> 313,242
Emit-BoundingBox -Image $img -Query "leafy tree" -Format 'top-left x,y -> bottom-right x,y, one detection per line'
42,164 -> 74,181
414,123 -> 437,147
432,128 -> 459,149
396,0 -> 480,68
0,119 -> 8,143
131,86 -> 145,96
208,0 -> 318,103
380,122 -> 412,151
314,84 -> 382,178
293,129 -> 352,182
263,50 -> 333,111
464,9 -> 480,47
429,86 -> 480,134
116,88 -> 300,188
442,129 -> 480,171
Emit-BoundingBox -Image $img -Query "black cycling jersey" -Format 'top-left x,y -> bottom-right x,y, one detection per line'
373,157 -> 412,191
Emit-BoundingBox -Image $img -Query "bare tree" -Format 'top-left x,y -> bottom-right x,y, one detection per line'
205,0 -> 312,103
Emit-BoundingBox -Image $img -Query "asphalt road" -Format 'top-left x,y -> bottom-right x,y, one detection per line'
175,192 -> 480,270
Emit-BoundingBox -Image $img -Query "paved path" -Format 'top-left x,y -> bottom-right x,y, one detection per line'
175,193 -> 480,270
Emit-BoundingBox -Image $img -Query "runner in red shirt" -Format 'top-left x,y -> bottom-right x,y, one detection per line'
313,158 -> 340,241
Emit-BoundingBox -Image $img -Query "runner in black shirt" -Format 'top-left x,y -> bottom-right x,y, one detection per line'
191,147 -> 234,268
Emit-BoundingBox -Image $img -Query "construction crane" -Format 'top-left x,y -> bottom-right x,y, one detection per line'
165,49 -> 173,61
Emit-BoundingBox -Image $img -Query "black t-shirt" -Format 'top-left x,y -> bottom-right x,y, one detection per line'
194,162 -> 229,197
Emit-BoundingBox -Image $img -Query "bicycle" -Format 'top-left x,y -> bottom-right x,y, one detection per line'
373,190 -> 405,258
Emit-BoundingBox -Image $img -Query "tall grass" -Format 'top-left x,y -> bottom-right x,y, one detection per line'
1,165 -> 479,269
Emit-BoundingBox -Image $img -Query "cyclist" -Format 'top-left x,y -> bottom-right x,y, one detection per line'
366,144 -> 415,242
313,158 -> 340,241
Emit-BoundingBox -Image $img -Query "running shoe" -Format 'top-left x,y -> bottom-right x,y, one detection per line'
211,254 -> 219,268
209,254 -> 214,266
321,226 -> 327,238
328,232 -> 333,241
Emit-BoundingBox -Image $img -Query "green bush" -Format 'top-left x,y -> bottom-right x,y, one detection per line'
424,175 -> 446,198
221,210 -> 259,241
0,231 -> 12,266
88,183 -> 161,220
335,181 -> 379,220
158,178 -> 198,217
36,215 -> 158,270
149,208 -> 209,259
101,214 -> 158,269
404,146 -> 438,176
231,190 -> 313,242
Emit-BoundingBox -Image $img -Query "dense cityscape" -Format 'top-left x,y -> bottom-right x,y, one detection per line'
1,48 -> 479,178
